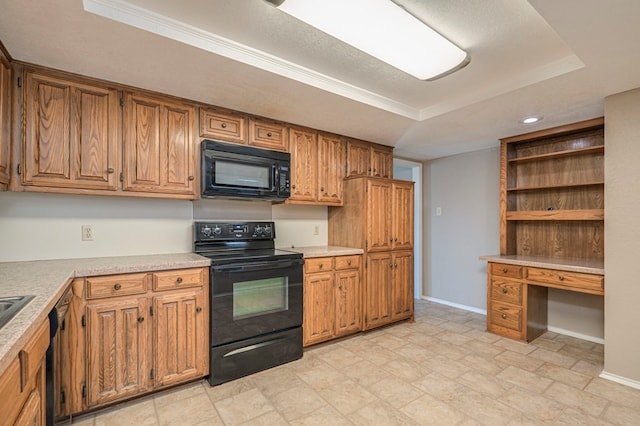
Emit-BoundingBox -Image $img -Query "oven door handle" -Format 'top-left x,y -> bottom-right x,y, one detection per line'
212,259 -> 304,273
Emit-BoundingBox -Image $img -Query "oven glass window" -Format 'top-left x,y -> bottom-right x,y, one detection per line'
233,277 -> 288,320
215,160 -> 270,189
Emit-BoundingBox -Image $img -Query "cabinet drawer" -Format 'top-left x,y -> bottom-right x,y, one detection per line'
490,301 -> 522,332
526,268 -> 604,293
335,255 -> 360,270
305,257 -> 334,273
490,278 -> 522,305
153,268 -> 204,291
249,118 -> 288,152
86,273 -> 148,299
490,263 -> 523,279
200,108 -> 246,143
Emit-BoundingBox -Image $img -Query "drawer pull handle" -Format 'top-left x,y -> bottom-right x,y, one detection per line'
114,283 -> 121,290
196,307 -> 202,313
267,132 -> 273,137
137,316 -> 144,323
501,313 -> 507,319
502,288 -> 508,294
221,122 -> 227,128
558,275 -> 565,281
177,277 -> 183,284
502,268 -> 508,273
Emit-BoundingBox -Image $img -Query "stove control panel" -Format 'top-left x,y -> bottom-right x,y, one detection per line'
195,221 -> 275,241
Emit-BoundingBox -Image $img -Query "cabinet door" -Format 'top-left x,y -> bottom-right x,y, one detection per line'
86,297 -> 150,407
317,133 -> 344,205
248,118 -> 288,152
346,140 -> 370,178
371,146 -> 393,178
199,107 -> 246,143
303,272 -> 335,346
335,269 -> 361,336
391,251 -> 414,320
392,181 -> 414,250
364,252 -> 393,330
153,289 -> 208,387
23,71 -> 119,190
289,128 -> 317,202
367,180 -> 392,251
0,49 -> 11,188
123,92 -> 196,197
14,370 -> 45,426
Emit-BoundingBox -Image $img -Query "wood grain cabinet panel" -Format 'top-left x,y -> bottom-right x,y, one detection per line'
303,271 -> 335,346
288,127 -> 317,202
22,70 -> 119,190
371,145 -> 393,178
199,107 -> 246,143
248,118 -> 288,152
335,269 -> 362,336
346,139 -> 393,179
0,47 -> 11,189
391,250 -> 414,320
123,92 -> 197,197
365,251 -> 393,329
317,133 -> 345,205
392,181 -> 414,250
366,180 -> 392,252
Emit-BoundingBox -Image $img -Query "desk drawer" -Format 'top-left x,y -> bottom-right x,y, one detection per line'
335,255 -> 360,270
86,273 -> 148,299
490,301 -> 522,332
490,278 -> 522,305
526,268 -> 604,293
305,257 -> 334,273
490,263 -> 523,279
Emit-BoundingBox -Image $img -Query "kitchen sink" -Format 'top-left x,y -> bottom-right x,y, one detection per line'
0,295 -> 34,330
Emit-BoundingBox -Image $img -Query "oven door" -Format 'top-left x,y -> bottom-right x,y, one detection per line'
210,258 -> 303,346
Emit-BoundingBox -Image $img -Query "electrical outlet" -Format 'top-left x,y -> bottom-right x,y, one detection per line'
313,225 -> 320,235
82,225 -> 95,241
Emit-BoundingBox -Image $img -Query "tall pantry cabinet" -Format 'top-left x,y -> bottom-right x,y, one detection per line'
329,177 -> 414,330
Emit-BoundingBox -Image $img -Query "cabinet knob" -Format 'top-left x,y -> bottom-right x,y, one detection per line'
394,263 -> 398,268
114,283 -> 121,290
319,264 -> 323,269
138,316 -> 144,323
267,132 -> 273,137
390,263 -> 394,268
502,288 -> 508,294
107,167 -> 114,174
394,238 -> 398,242
338,285 -> 343,290
368,168 -> 372,172
501,313 -> 507,319
502,268 -> 508,273
320,187 -> 324,192
196,307 -> 202,313
291,185 -> 296,190
558,275 -> 565,281
347,260 -> 352,265
188,176 -> 195,181
176,277 -> 183,283
390,238 -> 394,243
221,122 -> 227,128
373,168 -> 377,173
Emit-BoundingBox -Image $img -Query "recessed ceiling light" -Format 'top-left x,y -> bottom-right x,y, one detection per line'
521,116 -> 543,124
264,0 -> 469,81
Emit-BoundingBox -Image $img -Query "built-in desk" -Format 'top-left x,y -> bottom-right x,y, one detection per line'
479,255 -> 604,342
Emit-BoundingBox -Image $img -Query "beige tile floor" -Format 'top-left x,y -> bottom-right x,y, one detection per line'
62,300 -> 640,425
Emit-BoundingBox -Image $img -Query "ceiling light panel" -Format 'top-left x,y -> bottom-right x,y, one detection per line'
266,0 -> 469,80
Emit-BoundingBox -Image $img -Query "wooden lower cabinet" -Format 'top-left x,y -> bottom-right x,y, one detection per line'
56,267 -> 209,419
303,255 -> 361,346
0,318 -> 49,426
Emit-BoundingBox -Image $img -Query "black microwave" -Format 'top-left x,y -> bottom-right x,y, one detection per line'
201,140 -> 291,201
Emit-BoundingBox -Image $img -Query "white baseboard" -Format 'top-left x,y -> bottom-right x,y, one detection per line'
423,296 -> 487,315
546,326 -> 605,345
600,370 -> 640,391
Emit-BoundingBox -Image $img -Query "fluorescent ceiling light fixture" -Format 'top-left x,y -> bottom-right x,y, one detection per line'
521,116 -> 543,124
264,0 -> 469,81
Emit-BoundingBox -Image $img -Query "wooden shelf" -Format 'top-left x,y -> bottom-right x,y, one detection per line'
508,146 -> 604,164
506,181 -> 604,192
506,209 -> 604,221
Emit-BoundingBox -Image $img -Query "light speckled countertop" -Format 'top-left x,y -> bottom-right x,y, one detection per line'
0,253 -> 210,376
479,254 -> 604,275
279,245 -> 364,258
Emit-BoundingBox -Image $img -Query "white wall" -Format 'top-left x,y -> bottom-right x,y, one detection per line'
0,192 -> 193,261
272,204 -> 328,249
425,147 -> 604,341
603,88 -> 640,384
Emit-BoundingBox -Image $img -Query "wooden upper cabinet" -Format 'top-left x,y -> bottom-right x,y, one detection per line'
122,92 -> 197,198
22,70 -> 119,190
199,107 -> 246,144
366,179 -> 392,251
317,132 -> 344,205
0,47 -> 11,189
289,127 -> 318,202
249,118 -> 288,152
346,138 -> 393,178
392,181 -> 414,250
